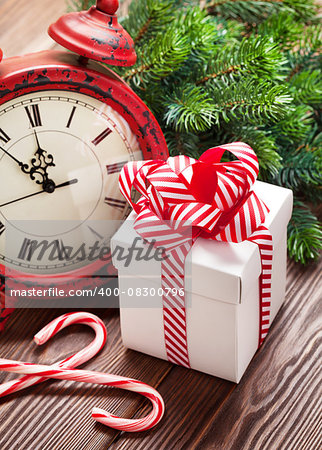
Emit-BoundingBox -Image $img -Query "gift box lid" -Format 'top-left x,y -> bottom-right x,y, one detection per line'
111,181 -> 293,306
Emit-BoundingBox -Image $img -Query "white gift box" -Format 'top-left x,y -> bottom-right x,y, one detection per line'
111,181 -> 293,383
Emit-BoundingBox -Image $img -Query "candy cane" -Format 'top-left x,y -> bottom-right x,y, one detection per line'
0,359 -> 165,432
0,312 -> 107,397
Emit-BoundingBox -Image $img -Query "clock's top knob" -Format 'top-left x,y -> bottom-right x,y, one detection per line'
48,0 -> 136,67
97,0 -> 119,15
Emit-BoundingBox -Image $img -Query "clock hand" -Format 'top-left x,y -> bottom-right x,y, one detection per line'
0,139 -> 55,188
0,178 -> 78,208
33,129 -> 43,152
20,130 -> 56,187
0,144 -> 29,170
32,130 -> 55,167
55,179 -> 78,189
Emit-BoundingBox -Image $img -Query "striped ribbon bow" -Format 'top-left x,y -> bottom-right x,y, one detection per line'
119,142 -> 273,368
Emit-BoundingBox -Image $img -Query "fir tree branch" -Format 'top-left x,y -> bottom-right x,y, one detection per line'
164,79 -> 291,133
122,0 -> 174,45
290,70 -> 322,107
257,12 -> 303,51
123,27 -> 191,86
207,79 -> 292,124
164,130 -> 201,158
286,25 -> 322,80
282,0 -> 317,21
134,18 -> 152,44
206,0 -> 282,23
195,36 -> 285,85
177,6 -> 221,61
71,0 -> 321,264
271,105 -> 314,144
274,142 -> 322,201
205,0 -> 317,22
164,86 -> 216,132
287,200 -> 322,264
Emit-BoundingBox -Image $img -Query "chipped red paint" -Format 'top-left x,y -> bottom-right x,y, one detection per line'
0,50 -> 168,302
48,2 -> 136,67
0,51 -> 167,159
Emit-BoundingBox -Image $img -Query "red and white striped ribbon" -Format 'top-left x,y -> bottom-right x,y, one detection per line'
161,242 -> 192,368
248,226 -> 273,345
119,142 -> 273,366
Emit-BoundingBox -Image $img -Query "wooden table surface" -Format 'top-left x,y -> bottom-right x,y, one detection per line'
0,1 -> 321,449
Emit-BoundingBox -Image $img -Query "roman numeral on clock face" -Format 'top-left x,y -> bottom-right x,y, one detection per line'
66,106 -> 77,128
106,161 -> 128,174
92,127 -> 112,146
105,197 -> 126,211
0,129 -> 11,144
25,104 -> 42,128
0,221 -> 5,236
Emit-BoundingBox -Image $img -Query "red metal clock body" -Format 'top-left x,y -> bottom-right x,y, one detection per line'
0,51 -> 167,159
0,0 -> 168,328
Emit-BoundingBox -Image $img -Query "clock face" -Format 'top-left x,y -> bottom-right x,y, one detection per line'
0,90 -> 141,275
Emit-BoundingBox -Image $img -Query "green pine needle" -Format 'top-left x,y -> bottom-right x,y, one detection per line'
290,70 -> 322,107
206,0 -> 281,23
257,12 -> 304,51
177,7 -> 221,61
123,26 -> 191,87
275,143 -> 322,200
282,0 -> 317,21
287,200 -> 322,264
208,79 -> 292,124
164,85 -> 216,132
271,105 -> 314,144
195,36 -> 286,85
287,25 -> 322,78
123,0 -> 175,45
205,0 -> 317,23
164,130 -> 201,158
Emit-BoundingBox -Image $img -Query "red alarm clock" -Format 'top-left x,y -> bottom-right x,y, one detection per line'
0,0 -> 168,326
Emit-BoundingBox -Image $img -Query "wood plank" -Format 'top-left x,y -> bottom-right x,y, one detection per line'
110,368 -> 235,450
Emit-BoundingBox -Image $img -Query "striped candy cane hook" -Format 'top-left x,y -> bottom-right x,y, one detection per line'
0,312 -> 165,432
0,312 -> 107,397
0,359 -> 165,432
